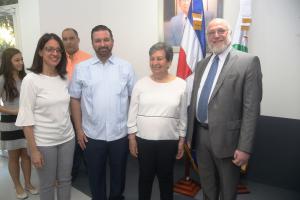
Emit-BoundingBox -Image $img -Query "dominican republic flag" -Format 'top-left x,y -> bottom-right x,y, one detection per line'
176,0 -> 206,80
232,0 -> 252,53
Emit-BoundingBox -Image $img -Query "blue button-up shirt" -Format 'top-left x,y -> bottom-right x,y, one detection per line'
69,55 -> 136,141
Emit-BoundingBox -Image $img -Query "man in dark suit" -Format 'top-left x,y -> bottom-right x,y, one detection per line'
187,18 -> 262,200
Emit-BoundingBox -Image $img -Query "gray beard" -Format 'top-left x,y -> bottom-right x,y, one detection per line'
208,42 -> 230,54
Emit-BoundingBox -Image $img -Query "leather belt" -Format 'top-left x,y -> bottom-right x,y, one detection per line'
198,122 -> 209,129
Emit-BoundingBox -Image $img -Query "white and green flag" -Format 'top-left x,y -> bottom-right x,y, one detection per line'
232,0 -> 252,52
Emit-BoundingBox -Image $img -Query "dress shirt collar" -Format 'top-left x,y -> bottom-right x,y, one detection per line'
212,44 -> 232,63
91,54 -> 116,65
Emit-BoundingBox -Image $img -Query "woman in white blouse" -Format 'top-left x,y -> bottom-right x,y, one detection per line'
127,42 -> 187,200
16,33 -> 75,200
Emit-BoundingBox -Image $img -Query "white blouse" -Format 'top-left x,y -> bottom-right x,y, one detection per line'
16,73 -> 74,146
127,76 -> 187,140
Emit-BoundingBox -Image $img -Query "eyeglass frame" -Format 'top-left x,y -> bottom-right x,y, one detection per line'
207,28 -> 228,37
43,46 -> 63,54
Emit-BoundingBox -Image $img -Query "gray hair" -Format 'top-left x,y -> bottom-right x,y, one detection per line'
206,18 -> 232,34
206,18 -> 232,54
207,18 -> 232,42
149,42 -> 173,62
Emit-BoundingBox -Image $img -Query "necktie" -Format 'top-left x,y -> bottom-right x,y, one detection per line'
197,56 -> 219,122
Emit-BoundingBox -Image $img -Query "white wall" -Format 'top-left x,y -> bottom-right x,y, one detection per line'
17,0 -> 300,120
38,0 -> 160,79
224,0 -> 300,119
18,0 -> 40,68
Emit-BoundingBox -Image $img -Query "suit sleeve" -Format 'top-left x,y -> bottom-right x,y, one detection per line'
186,60 -> 204,145
238,56 -> 263,153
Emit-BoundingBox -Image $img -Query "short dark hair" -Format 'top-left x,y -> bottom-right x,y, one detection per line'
28,33 -> 67,79
0,48 -> 26,101
91,25 -> 114,41
149,42 -> 173,62
62,28 -> 79,37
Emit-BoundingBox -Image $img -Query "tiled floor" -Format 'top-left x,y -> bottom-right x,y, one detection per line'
1,153 -> 300,200
0,154 -> 90,200
72,156 -> 300,200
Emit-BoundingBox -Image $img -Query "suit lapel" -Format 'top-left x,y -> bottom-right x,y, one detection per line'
193,55 -> 212,94
210,50 -> 238,101
190,55 -> 211,118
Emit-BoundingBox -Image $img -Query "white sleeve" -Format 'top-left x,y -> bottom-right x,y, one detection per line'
127,64 -> 136,96
68,65 -> 82,99
15,75 -> 37,126
178,84 -> 188,137
127,84 -> 140,134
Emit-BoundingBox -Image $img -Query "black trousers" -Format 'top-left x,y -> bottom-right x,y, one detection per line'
137,137 -> 178,200
71,133 -> 87,180
70,118 -> 87,181
84,136 -> 128,200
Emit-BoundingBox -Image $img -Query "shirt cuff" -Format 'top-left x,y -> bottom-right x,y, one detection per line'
179,130 -> 186,137
128,126 -> 138,134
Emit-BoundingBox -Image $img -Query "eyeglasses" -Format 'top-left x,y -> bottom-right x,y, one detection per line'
44,46 -> 63,54
207,28 -> 228,37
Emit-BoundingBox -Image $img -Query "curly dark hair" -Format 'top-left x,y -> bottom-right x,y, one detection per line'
0,48 -> 26,101
28,33 -> 67,79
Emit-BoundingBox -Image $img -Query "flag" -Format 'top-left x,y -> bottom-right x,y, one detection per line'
176,0 -> 206,173
176,0 -> 206,80
232,0 -> 252,52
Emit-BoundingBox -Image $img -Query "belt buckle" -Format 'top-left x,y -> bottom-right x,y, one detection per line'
200,122 -> 209,129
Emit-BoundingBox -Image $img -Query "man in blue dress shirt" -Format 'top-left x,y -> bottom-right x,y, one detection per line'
69,25 -> 136,200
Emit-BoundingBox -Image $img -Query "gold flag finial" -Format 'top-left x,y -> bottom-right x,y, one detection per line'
192,13 -> 202,30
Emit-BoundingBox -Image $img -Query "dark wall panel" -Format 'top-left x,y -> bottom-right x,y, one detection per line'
247,116 -> 300,192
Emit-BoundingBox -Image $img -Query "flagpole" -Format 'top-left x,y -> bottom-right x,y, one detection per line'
173,0 -> 206,197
